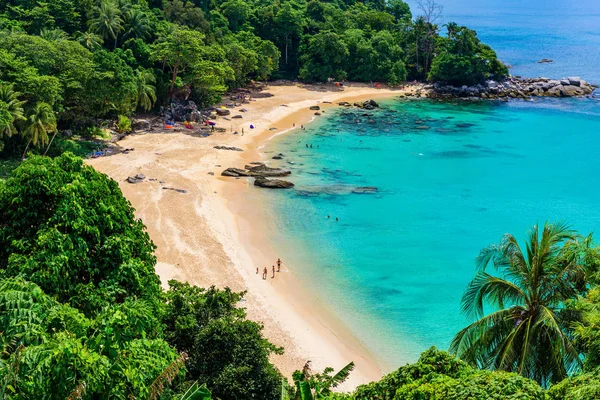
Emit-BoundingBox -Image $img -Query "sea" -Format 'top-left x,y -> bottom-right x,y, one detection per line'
257,0 -> 600,370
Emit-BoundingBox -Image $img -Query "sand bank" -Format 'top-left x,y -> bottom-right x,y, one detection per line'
88,82 -> 417,390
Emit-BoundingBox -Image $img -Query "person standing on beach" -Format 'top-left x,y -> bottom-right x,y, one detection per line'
272,265 -> 275,278
277,258 -> 282,272
263,267 -> 267,280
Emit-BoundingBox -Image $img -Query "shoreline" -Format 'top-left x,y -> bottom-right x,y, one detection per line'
87,82 -> 413,390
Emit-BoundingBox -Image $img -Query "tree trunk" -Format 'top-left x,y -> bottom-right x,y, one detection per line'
415,38 -> 420,77
169,60 -> 180,98
43,131 -> 58,156
285,33 -> 289,65
21,138 -> 32,161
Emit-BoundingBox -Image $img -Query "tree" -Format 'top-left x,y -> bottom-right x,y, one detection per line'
89,0 -> 124,48
299,32 -> 349,82
0,152 -> 162,315
451,222 -> 598,386
288,361 -> 355,399
123,7 -> 150,40
0,83 -> 25,138
78,31 -> 104,50
152,26 -> 207,97
20,102 -> 56,159
428,24 -> 508,85
162,280 -> 283,400
39,27 -> 69,41
351,348 -> 546,400
134,68 -> 157,111
274,3 -> 305,68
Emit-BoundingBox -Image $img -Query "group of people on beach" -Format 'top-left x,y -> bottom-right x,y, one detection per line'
257,258 -> 282,279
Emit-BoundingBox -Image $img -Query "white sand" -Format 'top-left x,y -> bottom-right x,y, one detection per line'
88,82 -> 417,390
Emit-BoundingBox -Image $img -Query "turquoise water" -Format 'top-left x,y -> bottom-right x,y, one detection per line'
261,98 -> 600,369
405,0 -> 600,83
257,0 -> 600,370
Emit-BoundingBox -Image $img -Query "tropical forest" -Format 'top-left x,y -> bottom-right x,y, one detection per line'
1,0 -> 599,399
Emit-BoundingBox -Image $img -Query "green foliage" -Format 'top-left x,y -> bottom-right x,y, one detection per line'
351,348 -> 546,400
548,372 -> 600,400
117,114 -> 132,133
0,152 -> 161,315
299,32 -> 349,82
428,24 -> 508,85
452,222 -> 599,386
163,280 -> 283,400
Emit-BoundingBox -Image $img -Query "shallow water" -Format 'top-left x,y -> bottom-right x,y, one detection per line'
261,97 -> 600,369
258,0 -> 600,370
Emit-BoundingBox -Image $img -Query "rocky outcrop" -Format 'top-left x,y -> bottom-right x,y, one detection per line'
427,76 -> 597,100
254,177 -> 294,189
216,108 -> 231,116
221,163 -> 291,178
309,105 -> 320,110
126,174 -> 146,184
214,145 -> 243,151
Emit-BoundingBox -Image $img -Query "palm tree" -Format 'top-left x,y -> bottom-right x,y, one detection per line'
123,8 -> 150,40
451,222 -> 595,387
21,103 -> 57,160
77,31 -> 104,50
39,28 -> 69,41
0,84 -> 26,138
134,69 -> 157,111
89,0 -> 124,49
286,361 -> 355,399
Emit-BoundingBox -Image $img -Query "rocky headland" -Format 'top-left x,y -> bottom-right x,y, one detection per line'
423,76 -> 598,100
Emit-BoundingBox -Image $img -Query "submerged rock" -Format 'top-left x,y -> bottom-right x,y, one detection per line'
254,177 -> 294,189
352,186 -> 379,194
222,164 -> 291,178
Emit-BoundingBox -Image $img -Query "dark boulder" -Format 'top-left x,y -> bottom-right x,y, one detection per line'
246,164 -> 291,177
254,177 -> 294,189
216,108 -> 231,116
221,168 -> 249,177
309,105 -> 321,110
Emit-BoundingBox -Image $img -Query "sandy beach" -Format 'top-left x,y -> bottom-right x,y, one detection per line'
88,82 -> 417,390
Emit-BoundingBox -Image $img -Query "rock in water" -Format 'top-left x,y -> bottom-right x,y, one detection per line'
245,164 -> 291,177
352,186 -> 379,194
254,177 -> 294,189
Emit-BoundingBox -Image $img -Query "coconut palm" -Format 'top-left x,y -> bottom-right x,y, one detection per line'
21,103 -> 57,160
89,0 -> 124,49
0,84 -> 26,138
135,69 -> 157,111
451,222 -> 595,386
39,28 -> 69,41
123,8 -> 150,40
77,31 -> 104,50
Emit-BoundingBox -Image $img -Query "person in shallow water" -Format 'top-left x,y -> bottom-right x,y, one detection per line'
272,265 -> 275,278
277,258 -> 282,272
263,267 -> 267,280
